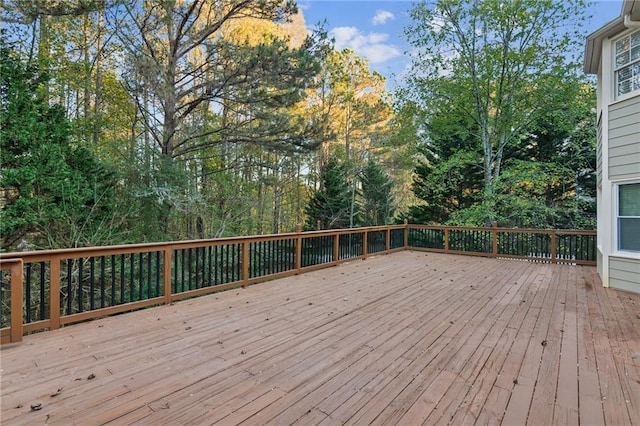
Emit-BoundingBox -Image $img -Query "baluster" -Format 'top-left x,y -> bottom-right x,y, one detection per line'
39,262 -> 46,320
100,256 -> 106,309
25,263 -> 31,322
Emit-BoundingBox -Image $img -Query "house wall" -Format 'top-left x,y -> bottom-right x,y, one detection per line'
609,256 -> 640,293
608,97 -> 640,180
607,95 -> 640,292
595,28 -> 640,293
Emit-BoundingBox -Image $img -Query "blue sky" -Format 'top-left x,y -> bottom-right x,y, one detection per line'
299,0 -> 623,87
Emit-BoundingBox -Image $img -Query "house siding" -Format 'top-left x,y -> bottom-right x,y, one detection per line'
608,96 -> 640,181
609,256 -> 640,293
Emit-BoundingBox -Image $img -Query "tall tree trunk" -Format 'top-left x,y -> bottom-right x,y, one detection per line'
92,9 -> 104,146
83,13 -> 91,131
272,158 -> 281,234
38,14 -> 50,104
257,161 -> 265,235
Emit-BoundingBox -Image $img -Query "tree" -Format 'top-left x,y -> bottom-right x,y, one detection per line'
360,158 -> 394,226
113,0 -> 321,160
304,155 -> 352,230
495,83 -> 597,229
404,81 -> 597,228
404,0 -> 589,223
108,0 -> 324,237
0,43 -> 118,250
409,150 -> 483,224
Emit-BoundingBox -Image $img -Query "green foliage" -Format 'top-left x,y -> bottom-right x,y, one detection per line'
403,0 -> 591,223
402,0 -> 596,229
410,150 -> 483,224
448,160 -> 573,228
304,155 -> 352,230
360,158 -> 395,226
402,101 -> 483,224
0,43 -> 117,250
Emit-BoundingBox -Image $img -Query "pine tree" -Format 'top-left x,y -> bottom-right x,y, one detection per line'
304,156 -> 351,230
0,43 -> 117,249
360,159 -> 394,226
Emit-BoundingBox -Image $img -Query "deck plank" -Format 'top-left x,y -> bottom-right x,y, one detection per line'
600,285 -> 640,421
553,263 -> 579,426
502,264 -> 558,425
588,277 -> 634,425
526,263 -> 568,425
575,269 -> 606,426
444,263 -> 542,425
2,251 -> 639,426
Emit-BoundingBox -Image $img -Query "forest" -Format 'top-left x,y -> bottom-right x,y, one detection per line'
0,0 -> 597,252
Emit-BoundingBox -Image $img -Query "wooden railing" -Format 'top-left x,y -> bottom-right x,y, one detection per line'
0,259 -> 23,343
408,225 -> 597,265
0,224 -> 595,343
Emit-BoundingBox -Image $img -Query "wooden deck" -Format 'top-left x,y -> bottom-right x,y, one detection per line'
1,251 -> 639,425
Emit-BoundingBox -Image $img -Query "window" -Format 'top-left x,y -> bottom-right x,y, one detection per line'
614,30 -> 640,98
618,183 -> 640,252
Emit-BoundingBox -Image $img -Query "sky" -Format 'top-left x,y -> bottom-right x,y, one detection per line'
298,0 -> 624,88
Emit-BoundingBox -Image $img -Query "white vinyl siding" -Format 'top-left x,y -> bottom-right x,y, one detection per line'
608,96 -> 640,181
609,257 -> 640,293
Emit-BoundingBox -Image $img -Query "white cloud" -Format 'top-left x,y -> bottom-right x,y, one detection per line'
360,44 -> 402,65
330,26 -> 401,65
372,10 -> 395,26
429,15 -> 445,33
331,26 -> 359,47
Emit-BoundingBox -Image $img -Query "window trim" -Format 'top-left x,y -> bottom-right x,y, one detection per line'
612,29 -> 640,101
615,181 -> 640,257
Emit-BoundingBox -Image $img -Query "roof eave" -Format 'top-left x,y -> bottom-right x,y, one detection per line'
583,18 -> 626,75
583,0 -> 640,75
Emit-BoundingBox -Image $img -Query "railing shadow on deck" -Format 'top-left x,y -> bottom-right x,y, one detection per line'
0,224 -> 596,343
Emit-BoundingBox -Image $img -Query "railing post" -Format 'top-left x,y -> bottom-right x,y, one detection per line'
295,225 -> 302,273
49,256 -> 61,330
492,222 -> 498,258
333,232 -> 340,264
551,231 -> 557,264
385,227 -> 391,254
11,260 -> 23,343
242,241 -> 249,284
363,230 -> 368,260
404,220 -> 409,249
163,247 -> 172,304
444,228 -> 450,254
0,259 -> 24,343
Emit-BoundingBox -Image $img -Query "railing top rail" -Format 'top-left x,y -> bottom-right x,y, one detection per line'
0,224 -> 596,263
0,225 -> 406,262
553,229 -> 597,235
407,224 -> 596,235
0,258 -> 24,265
